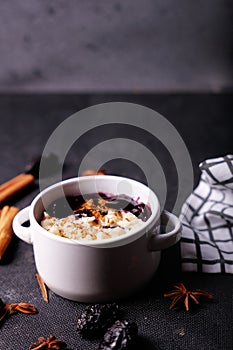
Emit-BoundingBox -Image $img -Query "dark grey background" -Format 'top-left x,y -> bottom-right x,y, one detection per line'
0,0 -> 232,92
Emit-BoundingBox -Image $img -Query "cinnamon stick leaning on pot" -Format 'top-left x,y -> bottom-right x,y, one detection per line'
81,169 -> 106,176
0,174 -> 34,205
0,154 -> 60,206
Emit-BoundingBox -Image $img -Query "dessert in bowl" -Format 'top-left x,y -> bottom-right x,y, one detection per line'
13,175 -> 181,302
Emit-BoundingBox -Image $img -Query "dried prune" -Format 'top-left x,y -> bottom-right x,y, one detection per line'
98,319 -> 138,350
77,303 -> 119,336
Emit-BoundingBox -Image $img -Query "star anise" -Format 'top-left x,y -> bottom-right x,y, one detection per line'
0,299 -> 38,327
164,283 -> 213,311
29,335 -> 67,349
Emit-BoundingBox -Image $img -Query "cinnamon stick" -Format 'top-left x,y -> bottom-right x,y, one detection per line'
35,273 -> 49,303
0,173 -> 34,205
0,206 -> 19,260
81,169 -> 106,176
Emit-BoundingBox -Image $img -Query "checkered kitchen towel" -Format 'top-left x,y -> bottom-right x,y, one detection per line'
180,155 -> 233,273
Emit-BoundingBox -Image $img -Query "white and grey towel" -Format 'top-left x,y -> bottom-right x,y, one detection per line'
180,155 -> 233,273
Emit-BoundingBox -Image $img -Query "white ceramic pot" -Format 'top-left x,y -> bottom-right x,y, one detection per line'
13,175 -> 182,302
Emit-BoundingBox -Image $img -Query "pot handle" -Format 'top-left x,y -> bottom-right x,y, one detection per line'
12,206 -> 33,244
148,210 -> 182,251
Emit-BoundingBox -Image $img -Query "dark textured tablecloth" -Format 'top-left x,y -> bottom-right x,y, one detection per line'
0,94 -> 232,350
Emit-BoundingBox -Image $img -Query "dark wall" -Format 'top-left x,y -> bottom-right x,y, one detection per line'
0,0 -> 232,92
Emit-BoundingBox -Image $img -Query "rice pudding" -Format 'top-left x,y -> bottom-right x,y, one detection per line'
41,193 -> 151,241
